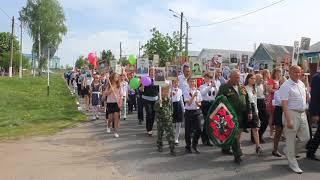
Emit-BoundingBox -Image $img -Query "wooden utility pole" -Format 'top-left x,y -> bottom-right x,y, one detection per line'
19,20 -> 23,78
138,41 -> 141,58
120,42 -> 122,60
185,21 -> 189,57
37,26 -> 41,76
179,12 -> 183,53
9,16 -> 14,77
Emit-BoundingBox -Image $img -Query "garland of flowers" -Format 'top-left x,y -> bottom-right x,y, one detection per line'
205,95 -> 239,147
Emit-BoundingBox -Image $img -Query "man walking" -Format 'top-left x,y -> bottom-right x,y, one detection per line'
217,69 -> 251,164
306,71 -> 320,161
279,65 -> 310,174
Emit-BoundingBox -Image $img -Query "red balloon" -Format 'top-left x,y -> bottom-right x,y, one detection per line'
88,53 -> 96,65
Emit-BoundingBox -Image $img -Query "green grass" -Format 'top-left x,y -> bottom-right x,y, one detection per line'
0,74 -> 87,140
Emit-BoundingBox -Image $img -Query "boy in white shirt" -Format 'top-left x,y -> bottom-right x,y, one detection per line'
183,78 -> 202,154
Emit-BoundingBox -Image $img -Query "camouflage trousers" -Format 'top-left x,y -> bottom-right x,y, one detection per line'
157,120 -> 175,149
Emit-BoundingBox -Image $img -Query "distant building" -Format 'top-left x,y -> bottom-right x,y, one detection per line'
188,51 -> 201,62
23,54 -> 61,69
251,43 -> 293,70
299,41 -> 320,75
197,48 -> 253,68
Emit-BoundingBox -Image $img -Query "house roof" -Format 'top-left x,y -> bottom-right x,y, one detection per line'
198,48 -> 253,60
257,43 -> 293,61
300,41 -> 320,53
188,50 -> 201,57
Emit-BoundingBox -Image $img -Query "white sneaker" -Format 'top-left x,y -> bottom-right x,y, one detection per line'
114,133 -> 119,138
92,116 -> 96,120
107,127 -> 111,133
175,139 -> 179,144
289,164 -> 303,174
147,131 -> 153,136
96,115 -> 99,119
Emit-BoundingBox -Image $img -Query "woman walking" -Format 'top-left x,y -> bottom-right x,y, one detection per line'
105,73 -> 123,138
245,73 -> 263,155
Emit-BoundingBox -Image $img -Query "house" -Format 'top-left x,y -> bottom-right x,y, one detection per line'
251,43 -> 293,70
299,41 -> 320,75
197,48 -> 253,68
188,50 -> 201,62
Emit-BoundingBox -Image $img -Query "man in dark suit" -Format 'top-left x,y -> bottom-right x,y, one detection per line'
307,72 -> 320,161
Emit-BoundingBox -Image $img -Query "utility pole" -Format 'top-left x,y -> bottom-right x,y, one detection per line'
120,42 -> 122,60
19,20 -> 23,78
179,12 -> 183,53
37,26 -> 41,76
9,16 -> 14,77
47,47 -> 50,96
138,41 -> 141,58
185,21 -> 189,57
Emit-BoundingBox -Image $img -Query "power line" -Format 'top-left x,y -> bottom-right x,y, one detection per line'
191,0 -> 286,28
0,6 -> 10,18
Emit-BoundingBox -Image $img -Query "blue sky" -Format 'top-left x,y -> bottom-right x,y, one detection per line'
1,0 -> 320,66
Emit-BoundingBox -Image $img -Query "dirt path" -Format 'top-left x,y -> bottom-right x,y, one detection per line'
0,98 -> 133,180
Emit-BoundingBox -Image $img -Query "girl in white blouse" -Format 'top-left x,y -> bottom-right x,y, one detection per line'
244,73 -> 263,155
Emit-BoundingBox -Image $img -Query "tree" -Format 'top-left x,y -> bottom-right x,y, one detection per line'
75,56 -> 88,69
0,32 -> 30,71
120,57 -> 129,66
142,28 -> 183,66
20,0 -> 67,73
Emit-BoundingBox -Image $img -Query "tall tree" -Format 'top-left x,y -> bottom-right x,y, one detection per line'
0,32 -> 30,71
20,0 -> 67,72
142,28 -> 183,66
75,56 -> 88,69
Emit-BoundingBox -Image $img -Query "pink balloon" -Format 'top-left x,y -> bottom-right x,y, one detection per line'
141,76 -> 152,86
88,53 -> 96,64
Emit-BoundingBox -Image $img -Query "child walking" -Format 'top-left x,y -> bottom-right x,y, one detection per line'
105,73 -> 123,138
183,78 -> 202,154
171,79 -> 183,145
154,84 -> 176,156
90,74 -> 102,120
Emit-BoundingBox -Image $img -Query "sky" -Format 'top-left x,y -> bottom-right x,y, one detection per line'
1,0 -> 320,66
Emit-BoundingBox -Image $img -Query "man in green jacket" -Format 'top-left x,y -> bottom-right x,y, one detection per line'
217,69 -> 252,164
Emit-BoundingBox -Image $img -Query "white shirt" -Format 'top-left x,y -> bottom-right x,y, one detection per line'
256,83 -> 265,99
233,85 -> 239,94
183,88 -> 202,110
273,90 -> 281,106
279,78 -> 307,111
171,87 -> 182,102
213,79 -> 221,92
245,85 -> 258,114
199,83 -> 216,101
121,81 -> 128,97
178,74 -> 189,94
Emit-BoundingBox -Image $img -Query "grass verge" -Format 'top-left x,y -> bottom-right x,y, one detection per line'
0,73 -> 87,141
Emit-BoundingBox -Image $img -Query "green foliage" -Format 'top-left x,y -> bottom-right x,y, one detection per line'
0,32 -> 30,71
75,56 -> 88,69
142,28 -> 183,66
120,57 -> 129,66
20,0 -> 67,71
0,74 -> 86,139
101,49 -> 114,66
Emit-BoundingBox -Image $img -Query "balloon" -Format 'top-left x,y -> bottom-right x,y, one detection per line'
129,77 -> 141,90
197,78 -> 204,87
128,54 -> 137,65
141,76 -> 151,86
88,53 -> 97,65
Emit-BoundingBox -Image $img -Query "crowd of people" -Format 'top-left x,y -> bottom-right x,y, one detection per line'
64,64 -> 320,174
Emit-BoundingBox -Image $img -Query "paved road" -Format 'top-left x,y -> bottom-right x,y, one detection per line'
0,96 -> 319,180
